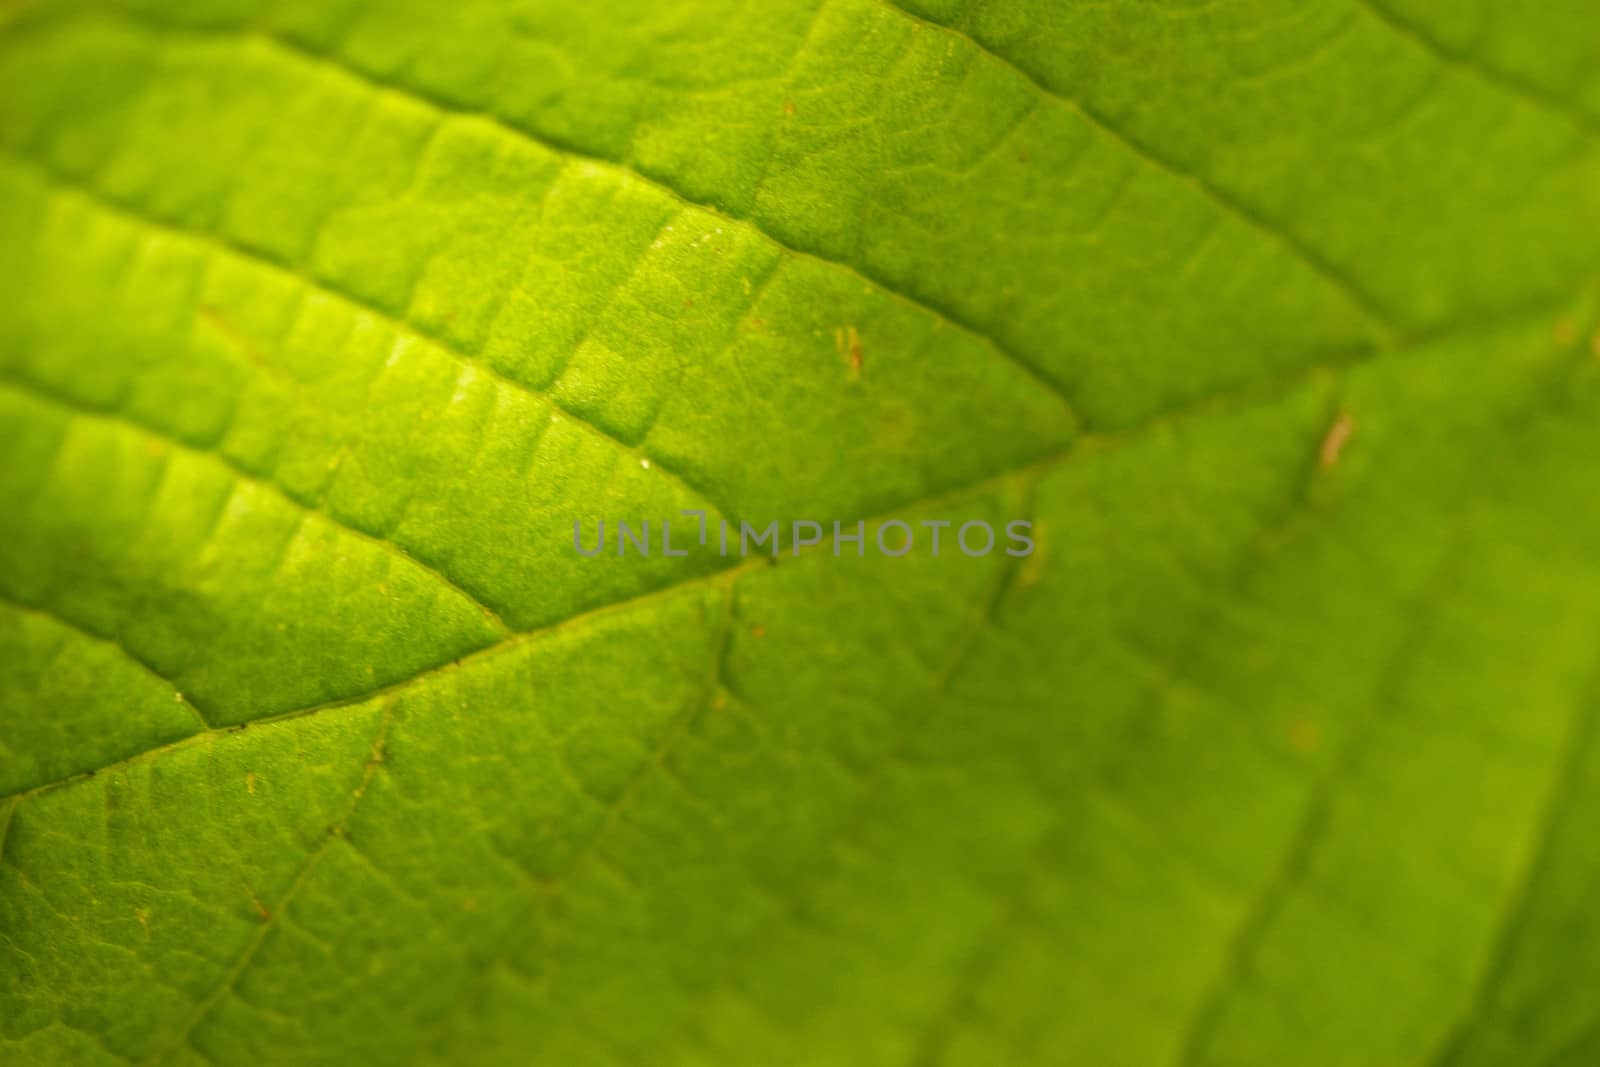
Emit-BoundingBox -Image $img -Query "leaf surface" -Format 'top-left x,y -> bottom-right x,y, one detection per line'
3,1 -> 1600,1065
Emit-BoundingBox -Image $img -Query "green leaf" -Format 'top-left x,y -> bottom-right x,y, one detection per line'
3,0 -> 1600,1064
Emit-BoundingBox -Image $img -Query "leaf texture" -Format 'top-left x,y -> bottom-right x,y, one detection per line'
3,1 -> 1600,1065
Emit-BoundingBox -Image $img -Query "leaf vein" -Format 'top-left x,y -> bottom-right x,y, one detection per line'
0,373 -> 516,639
872,0 -> 1403,338
2,156 -> 739,526
140,702 -> 396,1067
1353,0 -> 1600,137
99,8 -> 1086,424
4,285 -> 1587,805
1423,654 -> 1600,1067
0,589 -> 211,730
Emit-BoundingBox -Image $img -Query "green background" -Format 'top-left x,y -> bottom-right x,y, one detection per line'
3,0 -> 1600,1063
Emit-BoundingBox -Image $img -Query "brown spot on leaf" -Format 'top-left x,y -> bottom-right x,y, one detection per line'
246,771 -> 256,796
244,884 -> 271,921
1319,411 -> 1354,470
836,325 -> 863,377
